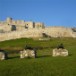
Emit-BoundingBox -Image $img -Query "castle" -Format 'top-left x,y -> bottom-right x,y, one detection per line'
0,17 -> 44,32
0,17 -> 76,41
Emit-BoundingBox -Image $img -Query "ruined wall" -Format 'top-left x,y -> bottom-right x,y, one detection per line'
0,29 -> 43,41
0,17 -> 45,31
25,22 -> 34,29
0,17 -> 76,42
0,27 -> 76,42
35,22 -> 44,28
43,27 -> 74,37
0,24 -> 11,32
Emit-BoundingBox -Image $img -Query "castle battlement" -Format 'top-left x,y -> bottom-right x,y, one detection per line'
0,17 -> 45,32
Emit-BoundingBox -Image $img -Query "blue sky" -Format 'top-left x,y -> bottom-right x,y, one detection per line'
0,0 -> 76,27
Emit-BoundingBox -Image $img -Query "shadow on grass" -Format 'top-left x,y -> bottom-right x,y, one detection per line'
68,54 -> 72,56
8,55 -> 51,60
37,55 -> 51,58
8,56 -> 20,59
7,54 -> 72,60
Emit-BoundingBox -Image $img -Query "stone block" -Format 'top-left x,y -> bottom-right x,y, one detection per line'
0,50 -> 8,60
52,48 -> 68,56
20,49 -> 36,58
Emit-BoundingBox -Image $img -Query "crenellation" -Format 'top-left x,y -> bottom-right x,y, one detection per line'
0,17 -> 44,31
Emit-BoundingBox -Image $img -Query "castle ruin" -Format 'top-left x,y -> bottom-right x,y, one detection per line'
0,17 -> 76,41
0,17 -> 44,32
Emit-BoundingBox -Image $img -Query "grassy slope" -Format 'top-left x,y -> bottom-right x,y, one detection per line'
0,38 -> 76,76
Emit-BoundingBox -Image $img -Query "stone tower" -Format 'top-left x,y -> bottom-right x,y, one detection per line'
6,17 -> 12,24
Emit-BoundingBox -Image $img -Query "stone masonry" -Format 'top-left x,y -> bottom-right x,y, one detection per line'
0,17 -> 76,41
52,48 -> 68,56
20,49 -> 36,58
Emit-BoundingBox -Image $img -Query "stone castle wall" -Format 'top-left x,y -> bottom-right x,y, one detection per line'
0,29 -> 43,41
0,17 -> 44,31
0,17 -> 76,41
43,27 -> 74,37
0,27 -> 76,42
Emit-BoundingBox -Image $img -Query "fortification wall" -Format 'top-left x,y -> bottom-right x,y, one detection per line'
0,25 -> 11,32
43,27 -> 74,37
0,29 -> 43,41
72,32 -> 76,38
0,27 -> 76,42
0,17 -> 76,41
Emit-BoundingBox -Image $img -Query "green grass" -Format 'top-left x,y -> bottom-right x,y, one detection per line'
0,38 -> 76,76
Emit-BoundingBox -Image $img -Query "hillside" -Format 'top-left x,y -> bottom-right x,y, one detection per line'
0,38 -> 76,76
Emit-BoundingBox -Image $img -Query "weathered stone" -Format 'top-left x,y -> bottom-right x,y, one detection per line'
52,48 -> 68,56
0,17 -> 76,42
0,50 -> 8,60
20,49 -> 36,58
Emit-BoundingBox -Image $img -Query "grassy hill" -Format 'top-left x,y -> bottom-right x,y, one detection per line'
0,38 -> 76,76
